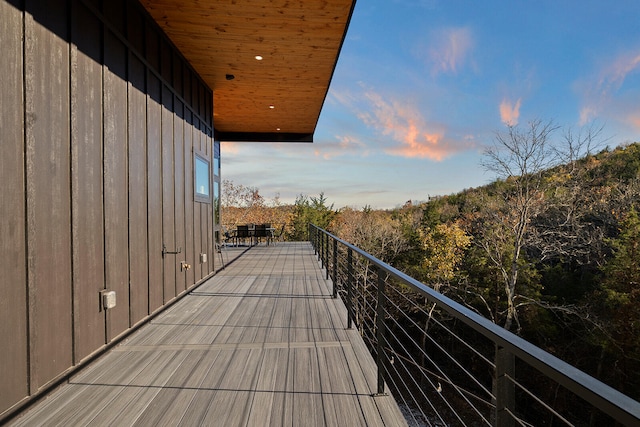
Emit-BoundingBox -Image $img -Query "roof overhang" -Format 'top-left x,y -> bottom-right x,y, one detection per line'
140,0 -> 356,143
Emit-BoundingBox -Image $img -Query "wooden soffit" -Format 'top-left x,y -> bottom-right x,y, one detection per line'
140,0 -> 356,142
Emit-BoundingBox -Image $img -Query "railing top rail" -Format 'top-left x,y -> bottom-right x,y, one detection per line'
309,224 -> 640,425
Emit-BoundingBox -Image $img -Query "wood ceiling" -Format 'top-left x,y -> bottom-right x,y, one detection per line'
140,0 -> 356,142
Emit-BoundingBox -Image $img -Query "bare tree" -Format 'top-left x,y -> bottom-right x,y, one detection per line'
221,179 -> 290,229
481,118 -> 559,332
555,121 -> 607,173
528,122 -> 614,268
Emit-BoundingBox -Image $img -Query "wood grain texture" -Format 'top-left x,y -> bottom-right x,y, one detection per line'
0,0 -> 29,411
25,0 -> 73,391
184,110 -> 196,288
128,53 -> 150,326
147,73 -> 164,313
139,0 -> 355,140
104,29 -> 131,339
71,0 -> 106,362
174,100 -> 187,294
162,85 -> 177,303
11,243 -> 407,426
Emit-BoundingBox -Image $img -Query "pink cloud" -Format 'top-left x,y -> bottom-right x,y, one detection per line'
626,110 -> 640,130
357,89 -> 469,161
221,141 -> 240,154
578,51 -> 640,125
599,53 -> 640,95
384,125 -> 451,160
579,106 -> 597,126
426,27 -> 474,75
499,98 -> 522,126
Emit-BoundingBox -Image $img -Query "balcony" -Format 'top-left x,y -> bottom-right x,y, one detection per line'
9,242 -> 405,426
9,229 -> 640,426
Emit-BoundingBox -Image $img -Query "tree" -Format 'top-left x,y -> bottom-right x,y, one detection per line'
594,207 -> 640,396
481,118 -> 559,332
289,192 -> 336,240
221,179 -> 291,231
419,222 -> 471,285
334,207 -> 407,263
555,121 -> 606,173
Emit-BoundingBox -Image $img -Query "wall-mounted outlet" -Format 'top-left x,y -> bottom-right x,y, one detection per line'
200,253 -> 207,263
100,290 -> 116,310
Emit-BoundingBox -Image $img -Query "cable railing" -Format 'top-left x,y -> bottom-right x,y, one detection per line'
309,224 -> 640,426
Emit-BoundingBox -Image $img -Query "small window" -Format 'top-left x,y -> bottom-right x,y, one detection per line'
214,141 -> 221,177
214,181 -> 220,222
194,153 -> 210,203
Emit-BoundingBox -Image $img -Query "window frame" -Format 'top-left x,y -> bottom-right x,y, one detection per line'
194,152 -> 211,203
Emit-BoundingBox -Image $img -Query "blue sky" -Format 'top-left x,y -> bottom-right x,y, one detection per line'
222,0 -> 640,209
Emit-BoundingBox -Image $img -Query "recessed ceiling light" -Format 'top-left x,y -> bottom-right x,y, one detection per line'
255,55 -> 263,60
269,105 -> 275,109
276,128 -> 281,131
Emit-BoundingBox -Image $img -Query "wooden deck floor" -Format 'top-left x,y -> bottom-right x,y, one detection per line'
11,242 -> 407,426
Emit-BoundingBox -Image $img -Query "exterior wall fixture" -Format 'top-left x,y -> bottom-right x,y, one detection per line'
99,290 -> 116,311
162,244 -> 182,258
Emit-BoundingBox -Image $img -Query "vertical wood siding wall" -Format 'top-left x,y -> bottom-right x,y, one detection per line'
0,0 -> 217,418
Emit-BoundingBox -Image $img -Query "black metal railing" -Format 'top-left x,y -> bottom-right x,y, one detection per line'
309,224 -> 640,426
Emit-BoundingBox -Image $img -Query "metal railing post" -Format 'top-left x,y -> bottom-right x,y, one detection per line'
347,248 -> 353,329
320,229 -> 324,266
495,345 -> 516,427
332,238 -> 338,298
311,225 -> 316,254
375,266 -> 387,396
325,233 -> 330,280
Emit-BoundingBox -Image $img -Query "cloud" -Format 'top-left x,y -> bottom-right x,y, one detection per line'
423,27 -> 474,76
329,84 -> 476,160
577,51 -> 640,125
625,109 -> 640,131
314,135 -> 368,159
499,98 -> 522,126
355,89 -> 471,160
221,141 -> 240,155
578,106 -> 597,127
599,53 -> 640,95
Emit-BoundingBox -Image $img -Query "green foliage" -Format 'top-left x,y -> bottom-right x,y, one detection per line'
539,264 -> 597,304
395,141 -> 639,393
288,192 -> 336,241
584,142 -> 640,184
590,207 -> 640,395
600,206 -> 640,316
418,222 -> 471,283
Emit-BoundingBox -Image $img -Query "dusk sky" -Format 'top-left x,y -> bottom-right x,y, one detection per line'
222,0 -> 640,209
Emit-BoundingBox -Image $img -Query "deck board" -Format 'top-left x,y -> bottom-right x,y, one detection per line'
10,243 -> 406,426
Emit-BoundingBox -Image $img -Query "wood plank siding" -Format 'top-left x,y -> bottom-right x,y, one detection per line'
0,0 -> 217,419
9,244 -> 407,426
25,0 -> 74,393
0,0 -> 29,410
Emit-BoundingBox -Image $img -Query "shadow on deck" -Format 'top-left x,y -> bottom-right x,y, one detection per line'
11,242 -> 406,426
